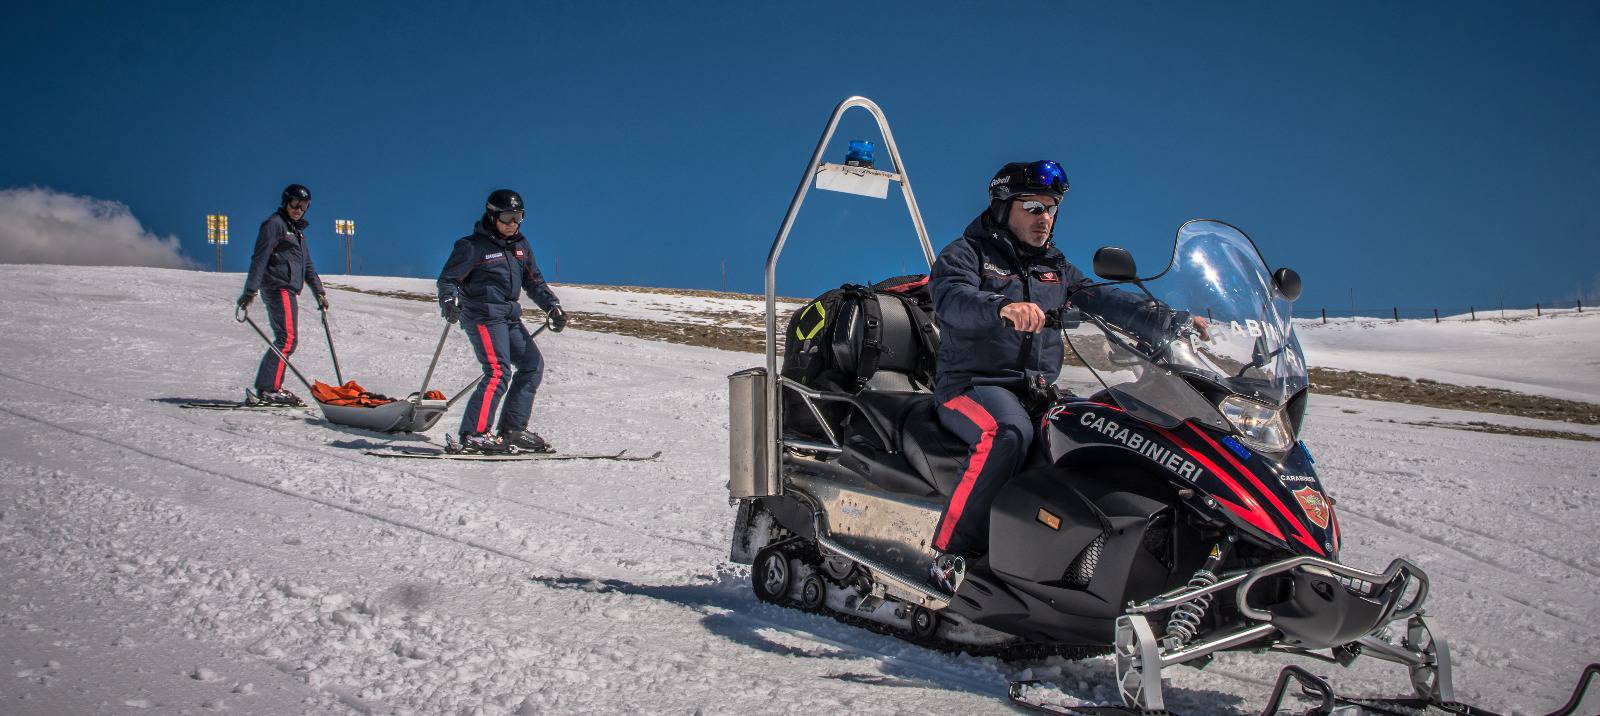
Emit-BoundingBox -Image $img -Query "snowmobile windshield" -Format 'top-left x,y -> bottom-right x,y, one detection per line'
1063,219 -> 1308,431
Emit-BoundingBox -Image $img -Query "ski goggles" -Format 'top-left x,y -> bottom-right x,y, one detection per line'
494,210 -> 525,225
286,200 -> 310,211
1019,199 -> 1059,216
1024,160 -> 1069,194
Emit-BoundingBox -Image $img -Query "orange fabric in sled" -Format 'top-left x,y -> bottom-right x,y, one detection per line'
312,381 -> 445,407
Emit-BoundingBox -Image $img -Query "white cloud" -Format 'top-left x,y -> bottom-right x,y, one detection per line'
0,186 -> 194,269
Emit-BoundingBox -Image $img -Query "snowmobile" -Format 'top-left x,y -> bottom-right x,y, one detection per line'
725,97 -> 1598,714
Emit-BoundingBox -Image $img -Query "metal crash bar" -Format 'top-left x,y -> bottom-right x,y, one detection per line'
762,96 -> 936,493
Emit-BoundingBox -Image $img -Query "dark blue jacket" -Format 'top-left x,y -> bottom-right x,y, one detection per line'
243,210 -> 324,295
436,221 -> 561,323
930,212 -> 1150,401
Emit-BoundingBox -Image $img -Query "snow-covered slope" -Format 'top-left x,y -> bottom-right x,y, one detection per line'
1295,312 -> 1600,403
1,265 -> 1596,715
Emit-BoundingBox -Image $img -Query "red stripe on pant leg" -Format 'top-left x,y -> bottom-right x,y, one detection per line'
474,323 -> 502,434
273,288 -> 296,390
934,394 -> 1000,551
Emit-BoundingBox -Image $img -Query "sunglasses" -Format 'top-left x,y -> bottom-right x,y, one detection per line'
1019,199 -> 1059,216
286,200 -> 310,211
494,210 -> 525,225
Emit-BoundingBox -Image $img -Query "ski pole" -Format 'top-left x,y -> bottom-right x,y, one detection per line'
235,304 -> 315,394
319,305 -> 344,385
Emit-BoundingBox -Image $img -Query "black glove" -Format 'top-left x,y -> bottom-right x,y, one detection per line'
315,293 -> 329,311
548,306 -> 567,332
441,297 -> 461,324
236,291 -> 255,311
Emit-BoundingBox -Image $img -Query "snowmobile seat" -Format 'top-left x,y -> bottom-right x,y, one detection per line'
832,390 -> 948,496
899,397 -> 973,497
848,390 -> 931,453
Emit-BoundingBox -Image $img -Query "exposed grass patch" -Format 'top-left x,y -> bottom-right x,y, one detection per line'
1310,368 -> 1599,425
1398,420 -> 1598,442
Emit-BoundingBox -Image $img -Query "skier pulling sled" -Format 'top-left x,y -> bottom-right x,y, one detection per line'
724,97 -> 1598,714
234,301 -> 516,433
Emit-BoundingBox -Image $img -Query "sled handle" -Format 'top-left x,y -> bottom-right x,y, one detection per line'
415,320 -> 451,403
235,304 -> 315,395
320,305 -> 343,385
421,317 -> 548,406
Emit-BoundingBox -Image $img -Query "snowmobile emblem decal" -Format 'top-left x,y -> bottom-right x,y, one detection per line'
1292,487 -> 1330,529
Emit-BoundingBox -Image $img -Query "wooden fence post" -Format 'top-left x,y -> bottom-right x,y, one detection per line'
1320,308 -> 1326,324
1470,306 -> 1476,321
1536,302 -> 1541,317
1433,309 -> 1439,323
1392,307 -> 1399,322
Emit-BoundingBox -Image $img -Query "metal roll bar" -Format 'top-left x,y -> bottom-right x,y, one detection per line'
761,96 -> 935,492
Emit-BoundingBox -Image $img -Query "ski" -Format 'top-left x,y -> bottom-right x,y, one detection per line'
180,401 -> 307,411
362,448 -> 662,462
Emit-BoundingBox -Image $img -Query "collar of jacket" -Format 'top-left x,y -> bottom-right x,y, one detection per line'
472,220 -> 524,248
276,208 -> 309,232
963,211 -> 1063,268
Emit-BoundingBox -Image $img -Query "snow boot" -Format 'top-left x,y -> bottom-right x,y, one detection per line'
457,432 -> 513,454
926,553 -> 967,596
499,429 -> 554,454
247,388 -> 305,407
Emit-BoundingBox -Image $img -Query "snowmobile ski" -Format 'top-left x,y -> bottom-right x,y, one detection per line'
362,448 -> 662,462
1007,681 -> 1170,716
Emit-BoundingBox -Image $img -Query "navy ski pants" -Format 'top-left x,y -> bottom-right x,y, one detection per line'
932,385 -> 1034,558
253,288 -> 300,392
458,318 -> 544,436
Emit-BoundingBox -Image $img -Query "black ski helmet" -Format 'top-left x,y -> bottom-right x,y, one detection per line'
988,161 -> 1068,202
988,160 -> 1067,224
281,184 -> 312,206
486,189 -> 524,214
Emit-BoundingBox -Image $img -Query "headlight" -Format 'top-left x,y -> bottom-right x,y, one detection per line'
1219,396 -> 1293,452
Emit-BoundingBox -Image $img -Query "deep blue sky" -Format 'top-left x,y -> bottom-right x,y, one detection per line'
3,1 -> 1597,313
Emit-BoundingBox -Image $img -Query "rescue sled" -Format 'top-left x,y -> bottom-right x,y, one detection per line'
235,303 -> 547,433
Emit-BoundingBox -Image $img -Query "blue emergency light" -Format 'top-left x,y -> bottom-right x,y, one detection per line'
845,140 -> 875,168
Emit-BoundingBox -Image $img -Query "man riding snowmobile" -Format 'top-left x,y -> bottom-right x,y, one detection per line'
927,160 -> 1204,594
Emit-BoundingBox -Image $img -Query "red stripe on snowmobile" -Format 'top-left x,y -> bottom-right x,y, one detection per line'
1187,425 -> 1323,556
474,323 -> 503,434
274,288 -> 295,390
934,394 -> 999,552
1152,425 -> 1287,543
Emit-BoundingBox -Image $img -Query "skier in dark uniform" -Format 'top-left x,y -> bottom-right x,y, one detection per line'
925,160 -> 1206,593
437,189 -> 567,454
237,184 -> 327,406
